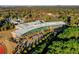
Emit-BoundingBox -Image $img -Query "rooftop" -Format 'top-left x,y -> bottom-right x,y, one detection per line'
11,20 -> 66,38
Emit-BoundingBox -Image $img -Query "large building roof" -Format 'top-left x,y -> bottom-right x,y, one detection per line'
11,21 -> 66,38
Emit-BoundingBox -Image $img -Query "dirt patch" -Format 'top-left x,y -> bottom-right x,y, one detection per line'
0,29 -> 17,54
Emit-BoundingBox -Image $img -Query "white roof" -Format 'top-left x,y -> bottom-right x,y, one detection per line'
11,21 -> 66,37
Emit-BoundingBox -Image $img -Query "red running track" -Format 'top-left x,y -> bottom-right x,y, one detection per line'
0,43 -> 6,54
